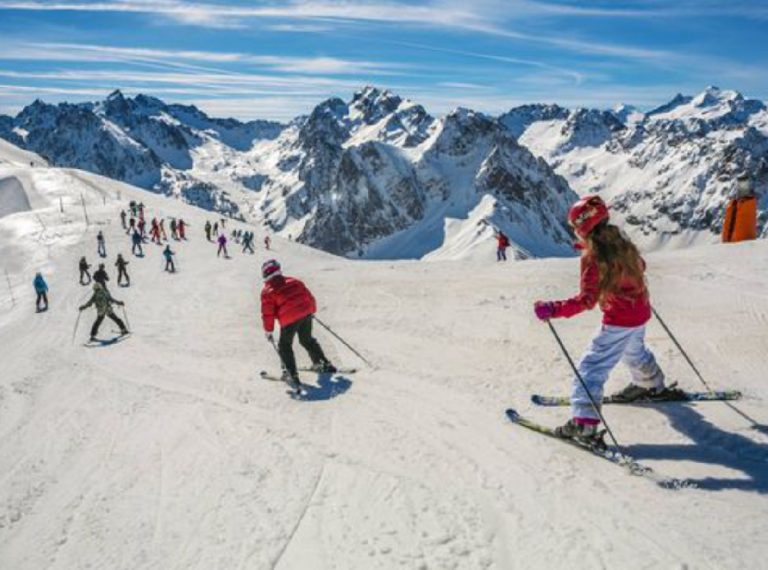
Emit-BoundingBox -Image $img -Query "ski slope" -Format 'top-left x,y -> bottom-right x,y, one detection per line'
1,147 -> 768,569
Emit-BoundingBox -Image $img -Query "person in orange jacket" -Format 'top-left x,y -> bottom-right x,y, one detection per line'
260,259 -> 335,387
722,172 -> 758,243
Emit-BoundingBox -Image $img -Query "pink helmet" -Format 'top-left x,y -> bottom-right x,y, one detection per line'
261,259 -> 281,281
568,195 -> 609,238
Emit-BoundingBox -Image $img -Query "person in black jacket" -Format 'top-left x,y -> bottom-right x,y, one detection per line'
79,257 -> 91,285
115,254 -> 130,287
93,263 -> 109,287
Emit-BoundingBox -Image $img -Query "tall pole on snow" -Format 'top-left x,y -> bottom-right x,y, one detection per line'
4,269 -> 15,307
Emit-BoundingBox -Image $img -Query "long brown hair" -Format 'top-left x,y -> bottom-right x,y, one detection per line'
585,221 -> 647,301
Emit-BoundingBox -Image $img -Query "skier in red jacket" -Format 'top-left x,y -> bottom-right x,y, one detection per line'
496,231 -> 510,261
260,259 -> 336,387
533,195 -> 673,443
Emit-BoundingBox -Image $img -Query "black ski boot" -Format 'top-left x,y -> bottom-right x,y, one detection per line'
309,360 -> 337,374
280,371 -> 302,392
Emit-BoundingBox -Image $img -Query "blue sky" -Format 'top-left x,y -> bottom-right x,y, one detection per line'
0,0 -> 766,121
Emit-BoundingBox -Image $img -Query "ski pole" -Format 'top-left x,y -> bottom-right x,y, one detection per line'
313,316 -> 372,368
546,320 -> 625,455
268,336 -> 289,374
72,310 -> 82,344
121,304 -> 131,331
651,307 -> 712,392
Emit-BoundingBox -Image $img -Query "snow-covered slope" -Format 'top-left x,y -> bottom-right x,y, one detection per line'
508,87 -> 768,249
2,143 -> 768,569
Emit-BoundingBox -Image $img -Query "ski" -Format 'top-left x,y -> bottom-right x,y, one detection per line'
531,386 -> 742,407
504,409 -> 689,489
259,370 -> 310,397
84,332 -> 131,348
298,366 -> 357,374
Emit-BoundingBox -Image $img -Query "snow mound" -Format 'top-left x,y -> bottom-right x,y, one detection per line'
0,176 -> 31,218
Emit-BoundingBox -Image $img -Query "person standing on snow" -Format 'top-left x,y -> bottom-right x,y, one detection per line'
120,209 -> 127,229
97,231 -> 107,258
496,230 -> 510,261
213,221 -> 219,237
260,259 -> 336,388
128,216 -> 136,235
217,233 -> 229,258
159,218 -> 168,241
170,218 -> 178,240
115,254 -> 130,286
264,235 -> 271,250
131,229 -> 144,257
150,219 -> 161,244
242,231 -> 255,254
79,283 -> 128,341
163,245 -> 176,273
533,195 -> 674,443
178,219 -> 186,240
205,220 -> 212,241
33,272 -> 48,312
138,218 -> 146,238
79,256 -> 92,285
93,263 -> 110,287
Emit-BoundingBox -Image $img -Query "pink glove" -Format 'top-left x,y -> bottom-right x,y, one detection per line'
534,301 -> 555,321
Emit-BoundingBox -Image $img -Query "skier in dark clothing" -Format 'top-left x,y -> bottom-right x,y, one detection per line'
93,263 -> 109,287
131,230 -> 144,256
115,254 -> 130,286
205,220 -> 212,241
79,283 -> 128,341
213,221 -> 219,236
163,245 -> 176,272
242,231 -> 254,254
79,256 -> 92,285
178,219 -> 186,240
138,219 -> 146,238
120,210 -> 127,229
264,235 -> 271,250
128,217 -> 136,235
97,231 -> 107,258
217,233 -> 229,257
260,259 -> 336,389
170,218 -> 178,240
33,272 -> 48,312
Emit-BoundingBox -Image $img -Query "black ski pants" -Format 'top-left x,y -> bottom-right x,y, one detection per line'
117,267 -> 129,285
36,291 -> 48,311
91,310 -> 126,337
80,269 -> 91,285
278,315 -> 328,378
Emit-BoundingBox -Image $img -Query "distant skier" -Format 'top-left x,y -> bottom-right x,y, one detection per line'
79,283 -> 128,341
150,219 -> 161,244
533,195 -> 674,443
79,256 -> 92,285
217,233 -> 228,258
205,220 -> 212,241
264,235 -> 271,250
129,200 -> 137,217
159,218 -> 168,241
138,218 -> 146,238
93,263 -> 109,287
128,217 -> 136,235
496,230 -> 510,261
115,254 -> 130,286
33,272 -> 48,312
96,230 -> 106,258
163,245 -> 176,272
131,230 -> 144,257
137,202 -> 145,221
178,219 -> 186,240
260,259 -> 336,388
242,231 -> 254,254
120,209 -> 127,229
213,221 -> 219,236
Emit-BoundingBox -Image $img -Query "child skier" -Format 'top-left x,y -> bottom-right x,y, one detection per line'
115,254 -> 130,286
79,283 -> 128,341
163,245 -> 176,272
260,259 -> 336,389
533,195 -> 671,442
79,256 -> 92,285
33,272 -> 48,312
96,231 -> 106,258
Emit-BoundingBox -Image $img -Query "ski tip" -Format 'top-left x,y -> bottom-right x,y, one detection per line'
505,409 -> 519,420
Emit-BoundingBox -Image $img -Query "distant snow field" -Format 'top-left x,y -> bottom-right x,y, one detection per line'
1,137 -> 767,570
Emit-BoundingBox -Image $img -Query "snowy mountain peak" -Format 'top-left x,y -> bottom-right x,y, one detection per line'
106,88 -> 125,101
611,103 -> 645,125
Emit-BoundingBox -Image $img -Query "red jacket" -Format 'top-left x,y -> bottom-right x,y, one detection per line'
261,276 -> 317,332
497,233 -> 510,249
551,254 -> 651,327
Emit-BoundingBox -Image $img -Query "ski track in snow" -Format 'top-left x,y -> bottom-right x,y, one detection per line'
1,153 -> 768,568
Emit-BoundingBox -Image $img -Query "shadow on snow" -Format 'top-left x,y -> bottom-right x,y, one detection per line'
293,373 -> 352,402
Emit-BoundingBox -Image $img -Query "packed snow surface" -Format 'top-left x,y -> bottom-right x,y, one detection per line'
1,150 -> 768,569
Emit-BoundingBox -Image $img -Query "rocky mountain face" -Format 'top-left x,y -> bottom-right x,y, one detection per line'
0,90 -> 283,217
509,86 -> 768,246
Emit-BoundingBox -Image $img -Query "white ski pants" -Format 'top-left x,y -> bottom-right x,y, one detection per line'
572,324 -> 662,420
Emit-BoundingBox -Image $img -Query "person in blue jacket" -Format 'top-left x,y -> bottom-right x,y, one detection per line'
33,272 -> 48,312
